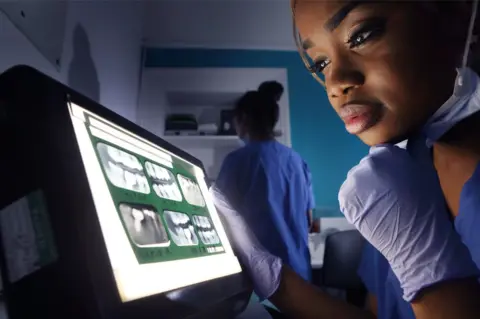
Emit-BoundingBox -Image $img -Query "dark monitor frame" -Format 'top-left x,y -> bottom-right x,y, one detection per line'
0,65 -> 251,319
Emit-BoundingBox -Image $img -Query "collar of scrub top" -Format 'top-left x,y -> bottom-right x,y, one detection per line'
424,0 -> 480,147
423,67 -> 480,147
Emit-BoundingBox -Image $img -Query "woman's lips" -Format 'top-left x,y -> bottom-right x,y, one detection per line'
339,103 -> 381,135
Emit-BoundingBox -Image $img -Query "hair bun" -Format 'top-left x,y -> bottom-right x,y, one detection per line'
257,89 -> 276,103
257,81 -> 284,103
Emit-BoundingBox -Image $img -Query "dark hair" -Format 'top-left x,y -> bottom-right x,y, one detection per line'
258,81 -> 284,102
234,89 -> 280,137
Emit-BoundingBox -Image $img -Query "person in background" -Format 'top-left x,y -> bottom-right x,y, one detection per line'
213,84 -> 315,317
257,81 -> 315,229
212,1 -> 480,319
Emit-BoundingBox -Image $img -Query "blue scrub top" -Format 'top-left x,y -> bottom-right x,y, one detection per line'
358,242 -> 415,319
357,138 -> 480,319
215,140 -> 315,282
456,162 -> 480,269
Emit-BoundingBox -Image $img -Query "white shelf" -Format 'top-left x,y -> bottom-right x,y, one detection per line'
162,135 -> 242,148
165,91 -> 242,107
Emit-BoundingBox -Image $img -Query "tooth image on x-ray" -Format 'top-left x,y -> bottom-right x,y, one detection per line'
192,215 -> 220,245
131,208 -> 144,232
145,161 -> 183,202
119,204 -> 169,247
96,143 -> 150,194
177,175 -> 206,207
163,211 -> 198,246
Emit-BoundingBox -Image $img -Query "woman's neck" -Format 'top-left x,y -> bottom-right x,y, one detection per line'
433,112 -> 480,217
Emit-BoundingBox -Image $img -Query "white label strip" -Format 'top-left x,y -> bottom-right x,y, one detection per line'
90,126 -> 173,169
89,117 -> 172,163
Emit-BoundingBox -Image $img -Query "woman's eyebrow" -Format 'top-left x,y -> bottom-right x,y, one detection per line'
324,1 -> 366,32
301,1 -> 368,50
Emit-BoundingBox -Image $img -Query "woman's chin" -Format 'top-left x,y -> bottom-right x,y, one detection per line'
356,125 -> 400,147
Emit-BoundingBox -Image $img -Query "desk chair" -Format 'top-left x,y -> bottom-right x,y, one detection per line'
320,229 -> 367,308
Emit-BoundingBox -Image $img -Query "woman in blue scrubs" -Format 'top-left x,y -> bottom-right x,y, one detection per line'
213,83 -> 315,316
213,2 -> 480,319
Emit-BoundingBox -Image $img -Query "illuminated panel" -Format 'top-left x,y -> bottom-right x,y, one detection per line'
69,102 -> 241,302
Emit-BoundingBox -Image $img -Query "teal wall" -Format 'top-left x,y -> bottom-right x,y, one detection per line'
144,48 -> 367,217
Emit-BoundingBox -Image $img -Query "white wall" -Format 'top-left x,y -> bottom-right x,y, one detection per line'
144,0 -> 295,50
0,10 -> 60,80
62,1 -> 144,120
0,1 -> 145,121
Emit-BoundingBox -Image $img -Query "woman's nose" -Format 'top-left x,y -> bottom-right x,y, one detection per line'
326,57 -> 365,98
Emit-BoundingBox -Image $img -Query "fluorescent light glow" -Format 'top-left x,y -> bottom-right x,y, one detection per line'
69,103 -> 242,302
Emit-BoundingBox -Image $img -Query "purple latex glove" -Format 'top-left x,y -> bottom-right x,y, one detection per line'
339,144 -> 479,302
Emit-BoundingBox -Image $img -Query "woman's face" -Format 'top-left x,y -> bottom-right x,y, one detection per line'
294,1 -> 469,146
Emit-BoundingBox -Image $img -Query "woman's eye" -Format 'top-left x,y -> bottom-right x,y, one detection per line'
347,19 -> 386,49
348,30 -> 373,48
310,59 -> 330,74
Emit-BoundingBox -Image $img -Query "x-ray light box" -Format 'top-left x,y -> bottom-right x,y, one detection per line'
0,65 -> 250,319
69,102 -> 241,302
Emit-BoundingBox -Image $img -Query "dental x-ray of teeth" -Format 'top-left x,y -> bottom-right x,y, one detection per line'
177,175 -> 206,207
145,161 -> 183,202
96,143 -> 150,194
163,210 -> 199,246
192,215 -> 220,245
119,203 -> 169,247
76,108 -> 228,268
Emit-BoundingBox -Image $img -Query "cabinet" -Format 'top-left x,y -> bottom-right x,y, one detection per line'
137,67 -> 291,180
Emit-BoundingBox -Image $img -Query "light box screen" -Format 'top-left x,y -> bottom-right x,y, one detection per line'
69,103 -> 242,302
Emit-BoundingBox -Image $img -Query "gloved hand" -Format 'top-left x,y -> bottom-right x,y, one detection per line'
339,144 -> 479,302
209,184 -> 282,301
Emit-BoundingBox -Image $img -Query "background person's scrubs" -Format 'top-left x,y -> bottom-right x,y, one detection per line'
215,140 -> 314,296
